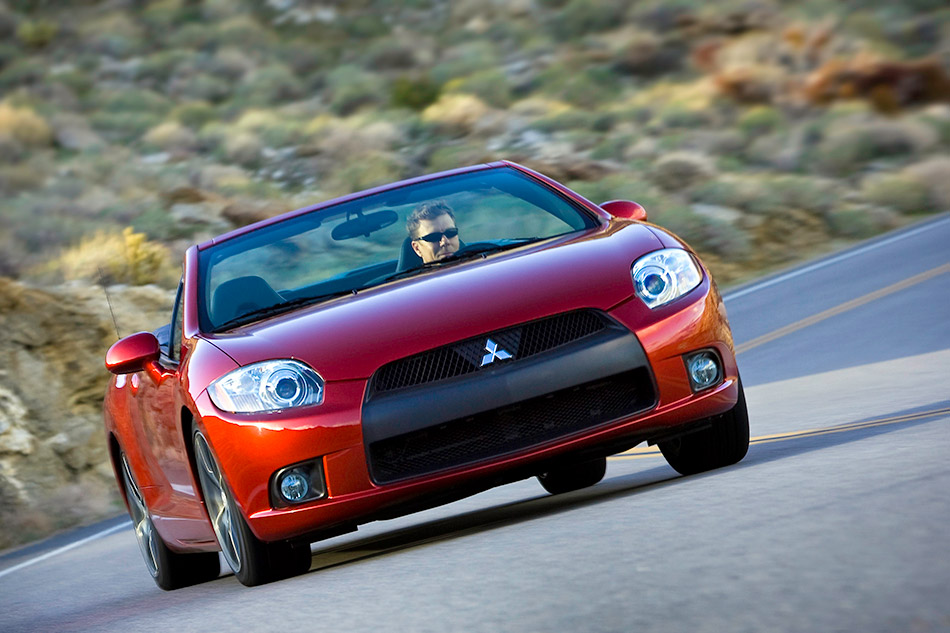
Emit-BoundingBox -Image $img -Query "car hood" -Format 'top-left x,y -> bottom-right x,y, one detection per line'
203,221 -> 665,381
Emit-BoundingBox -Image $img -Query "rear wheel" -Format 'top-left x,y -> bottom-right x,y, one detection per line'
537,456 -> 607,495
659,381 -> 750,476
119,452 -> 220,590
192,428 -> 311,586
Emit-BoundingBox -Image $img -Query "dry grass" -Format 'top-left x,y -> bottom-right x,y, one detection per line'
0,102 -> 53,147
49,227 -> 177,287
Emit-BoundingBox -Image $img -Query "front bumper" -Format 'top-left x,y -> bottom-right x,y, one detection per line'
197,278 -> 739,543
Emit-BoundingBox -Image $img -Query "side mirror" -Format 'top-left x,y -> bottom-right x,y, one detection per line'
600,200 -> 647,222
105,332 -> 161,375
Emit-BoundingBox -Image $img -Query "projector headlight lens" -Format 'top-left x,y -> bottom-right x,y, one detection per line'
209,360 -> 324,413
632,248 -> 702,309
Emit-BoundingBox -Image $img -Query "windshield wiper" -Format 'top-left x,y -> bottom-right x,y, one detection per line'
213,289 -> 355,332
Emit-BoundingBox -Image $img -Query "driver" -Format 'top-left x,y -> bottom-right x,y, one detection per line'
406,200 -> 460,263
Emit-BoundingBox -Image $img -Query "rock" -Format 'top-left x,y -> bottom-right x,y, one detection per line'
0,277 -> 173,547
0,425 -> 34,456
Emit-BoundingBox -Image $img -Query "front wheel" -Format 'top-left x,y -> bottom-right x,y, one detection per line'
119,452 -> 220,590
659,380 -> 750,476
537,456 -> 607,495
192,427 -> 311,586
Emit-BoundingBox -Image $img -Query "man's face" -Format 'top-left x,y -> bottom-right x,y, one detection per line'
411,213 -> 459,263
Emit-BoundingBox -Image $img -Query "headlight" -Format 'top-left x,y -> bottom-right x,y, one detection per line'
208,360 -> 324,413
631,248 -> 702,309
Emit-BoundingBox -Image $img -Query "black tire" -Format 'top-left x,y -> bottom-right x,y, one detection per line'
537,456 -> 607,495
192,427 -> 311,586
659,381 -> 750,476
119,452 -> 221,591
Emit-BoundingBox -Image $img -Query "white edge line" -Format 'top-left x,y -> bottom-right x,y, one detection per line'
0,520 -> 131,580
723,214 -> 950,301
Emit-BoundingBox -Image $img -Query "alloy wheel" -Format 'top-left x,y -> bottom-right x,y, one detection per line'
120,453 -> 160,579
193,431 -> 243,574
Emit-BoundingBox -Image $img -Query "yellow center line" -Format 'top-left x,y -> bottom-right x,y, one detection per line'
734,262 -> 950,354
610,406 -> 950,460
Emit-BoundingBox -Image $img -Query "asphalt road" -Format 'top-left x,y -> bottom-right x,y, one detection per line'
2,214 -> 948,633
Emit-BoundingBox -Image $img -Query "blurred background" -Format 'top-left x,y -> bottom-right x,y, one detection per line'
0,0 -> 947,549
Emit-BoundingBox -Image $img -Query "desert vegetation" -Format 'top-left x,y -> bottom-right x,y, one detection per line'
0,0 -> 948,548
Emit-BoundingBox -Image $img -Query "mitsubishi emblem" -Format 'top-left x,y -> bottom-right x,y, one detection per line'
480,338 -> 513,366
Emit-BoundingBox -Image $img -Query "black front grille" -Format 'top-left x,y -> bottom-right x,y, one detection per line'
367,367 -> 655,484
371,310 -> 607,395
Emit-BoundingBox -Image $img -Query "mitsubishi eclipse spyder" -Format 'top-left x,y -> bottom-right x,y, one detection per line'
104,160 -> 749,589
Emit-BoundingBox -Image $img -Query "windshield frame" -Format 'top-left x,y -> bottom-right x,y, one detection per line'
195,163 -> 604,333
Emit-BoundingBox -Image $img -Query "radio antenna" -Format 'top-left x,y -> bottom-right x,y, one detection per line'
97,266 -> 121,340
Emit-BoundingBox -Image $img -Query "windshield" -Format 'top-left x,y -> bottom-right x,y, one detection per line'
197,166 -> 599,332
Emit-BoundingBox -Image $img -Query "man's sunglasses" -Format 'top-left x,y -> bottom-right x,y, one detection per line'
414,228 -> 459,243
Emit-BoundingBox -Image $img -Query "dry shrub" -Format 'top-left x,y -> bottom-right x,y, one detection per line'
427,142 -> 494,173
626,78 -> 719,122
16,19 -> 58,49
0,102 -> 53,147
817,118 -> 939,176
0,163 -> 45,193
804,56 -> 950,114
904,156 -> 950,210
860,172 -> 931,214
737,105 -> 785,136
690,175 -> 765,209
304,116 -> 403,159
223,131 -> 263,166
713,64 -> 788,104
651,152 -> 717,191
422,93 -> 492,136
750,209 -> 831,265
826,205 -> 899,239
390,76 -> 440,111
142,121 -> 197,152
691,173 -> 838,216
749,175 -> 839,216
323,152 -> 403,197
53,227 -> 176,286
77,11 -> 144,57
651,205 -> 752,260
233,109 -> 305,147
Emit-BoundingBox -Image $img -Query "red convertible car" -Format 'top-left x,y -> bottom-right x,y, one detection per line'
104,161 -> 748,589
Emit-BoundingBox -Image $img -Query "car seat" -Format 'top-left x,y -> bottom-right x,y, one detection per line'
211,275 -> 284,325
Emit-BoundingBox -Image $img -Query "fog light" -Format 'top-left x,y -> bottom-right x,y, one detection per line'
279,470 -> 310,502
686,351 -> 722,392
272,460 -> 327,507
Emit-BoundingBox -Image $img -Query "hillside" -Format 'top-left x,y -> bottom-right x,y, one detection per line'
0,0 -> 948,548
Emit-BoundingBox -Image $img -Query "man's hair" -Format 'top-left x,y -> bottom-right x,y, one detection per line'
406,200 -> 455,238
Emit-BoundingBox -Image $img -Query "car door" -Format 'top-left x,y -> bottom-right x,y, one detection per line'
134,281 -> 214,543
